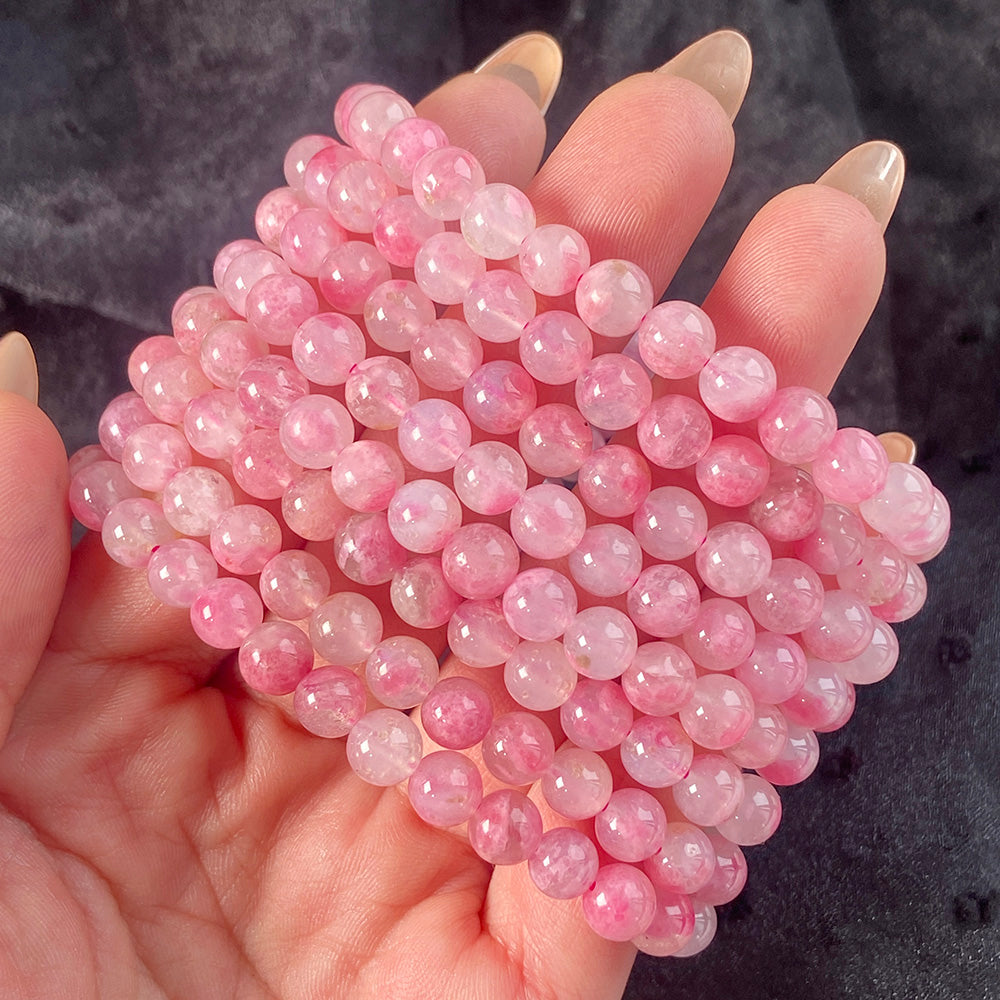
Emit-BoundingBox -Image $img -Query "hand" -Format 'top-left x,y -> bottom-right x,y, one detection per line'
0,29 -> 900,1000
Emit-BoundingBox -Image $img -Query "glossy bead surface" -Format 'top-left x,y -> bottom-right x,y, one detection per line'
757,722 -> 820,786
413,231 -> 486,304
335,512 -> 407,586
528,828 -> 600,900
183,389 -> 254,460
678,673 -> 755,749
482,711 -> 555,784
575,259 -> 654,340
626,564 -> 701,639
346,89 -> 415,161
420,677 -> 493,749
441,522 -> 520,599
331,440 -> 405,512
682,598 -> 757,672
327,159 -> 397,233
502,567 -> 578,642
698,346 -> 777,422
696,833 -> 747,906
509,484 -> 587,560
715,774 -> 783,846
724,702 -> 788,770
380,116 -> 449,187
695,434 -> 771,508
412,145 -> 486,220
238,621 -> 313,695
70,460 -> 142,530
671,754 -> 744,827
839,617 -> 899,685
578,445 -> 651,517
575,353 -> 652,431
102,498 -> 174,568
746,558 -> 825,634
244,273 -> 319,347
397,399 -> 472,472
519,224 -> 591,296
147,539 -> 218,608
594,788 -> 667,863
365,635 -> 439,709
294,665 -> 366,738
162,465 -> 234,536
453,441 -> 527,516
561,678 -> 634,752
390,557 -> 462,628
363,279 -> 436,352
734,632 -> 808,703
568,524 -> 643,598
581,864 -> 656,942
210,504 -> 281,575
619,715 -> 693,788
279,207 -> 345,277
282,469 -> 352,541
279,395 -> 354,468
519,309 -> 593,384
387,479 -> 463,554
372,194 -> 444,265
518,403 -> 593,478
541,746 -> 613,820
407,751 -> 483,828
504,640 -> 578,710
236,355 -> 309,428
232,429 -> 302,500
757,385 -> 838,464
801,589 -> 876,661
199,321 -> 268,390
99,392 -> 157,462
633,486 -> 708,561
292,313 -> 366,386
637,300 -> 716,379
461,182 -> 536,259
696,521 -> 772,597
644,823 -> 716,895
346,709 -> 422,786
468,790 -> 543,865
811,427 -> 890,504
309,592 -> 383,666
637,394 -> 713,470
259,550 -> 331,621
793,503 -> 867,575
447,599 -> 520,668
318,240 -> 392,314
411,318 -> 483,391
621,641 -> 696,717
463,270 -> 536,343
633,890 -> 697,958
142,355 -> 213,425
463,361 -> 538,435
748,467 -> 825,542
190,578 -> 264,649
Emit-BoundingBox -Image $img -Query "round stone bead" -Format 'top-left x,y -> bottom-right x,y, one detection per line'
461,182 -> 536,259
793,503 -> 867,575
620,715 -> 693,788
568,524 -> 643,598
757,385 -> 838,464
519,309 -> 593,385
812,427 -> 890,504
259,550 -> 331,620
698,346 -> 777,422
575,259 -> 654,340
363,279 -> 436,353
283,133 -> 336,190
171,290 -> 235,356
541,746 -> 613,820
68,443 -> 111,478
748,467 -> 825,542
334,85 -> 391,140
696,521 -> 773,597
199,321 -> 268,390
441,522 -> 520,599
183,390 -> 254,460
236,356 -> 309,428
781,657 -> 854,730
279,395 -> 354,468
318,241 -> 392,314
294,665 -> 367,738
636,395 -> 713,469
282,469 -> 352,541
746,558 -> 825,633
331,440 -> 405,512
420,676 -> 493,750
561,678 -> 635,752
518,403 -> 593,477
621,641 -> 696,717
210,504 -> 281,575
509,484 -> 587,560
725,703 -> 789,770
678,673 -> 756,749
801,589 -> 876,661
633,890 -> 697,958
469,789 -> 543,865
411,318 -> 484,392
69,460 -> 143,530
715,774 -> 783,846
292,313 -> 366,386
413,231 -> 486,305
529,828 -> 600,900
502,567 -> 578,642
633,486 -> 708,561
99,392 -> 157,462
365,635 -> 439,710
518,223 -> 591,296
644,823 -> 716,896
212,238 -> 265,289
335,512 -> 407,586
279,207 -> 346,278
594,788 -> 667,863
238,621 -> 313,695
162,466 -> 234,536
309,592 -> 383,666
380,116 -> 449,187
837,536 -> 909,605
562,606 -> 638,681
390,557 -> 462,629
189,577 -> 264,649
463,361 -> 538,435
839,618 -> 899,685
671,754 -> 745,827
102,498 -> 175,568
463,270 -> 537,343
447,599 -> 520,668
757,722 -> 820,786
345,89 -> 416,161
673,902 -> 718,958
637,300 -> 716,379
626,564 -> 701,639
372,194 -> 445,266
232,429 -> 302,500
504,640 -> 578,710
453,441 -> 527,515
888,486 -> 951,562
696,434 -> 771,508
303,143 -> 363,208
327,159 -> 397,233
142,355 -> 213,425
578,445 -> 651,517
147,539 -> 218,608
346,709 -> 423,787
734,632 -> 808,703
575,354 -> 653,431
581,864 -> 656,942
407,751 -> 483,828
411,145 -> 486,221
221,248 -> 291,317
387,479 -> 463,554
245,273 -> 319,347
397,399 -> 472,472
871,559 -> 927,623
682,598 -> 757,672
482,711 -> 555,784
696,833 -> 747,906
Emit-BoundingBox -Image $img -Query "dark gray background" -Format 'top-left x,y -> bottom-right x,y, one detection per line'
1,1 -> 998,997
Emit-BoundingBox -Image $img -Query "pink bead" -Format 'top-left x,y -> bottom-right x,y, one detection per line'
303,143 -> 363,208
318,241 -> 392,314
292,313 -> 366,386
757,722 -> 820,786
293,665 -> 366,738
413,231 -> 486,305
463,361 -> 537,435
190,577 -> 264,649
463,270 -> 537,344
518,403 -> 593,478
637,300 -> 716,379
331,440 -> 405,512
621,641 -> 696,716
142,355 -> 212,424
698,346 -> 777,422
390,556 -> 462,628
594,788 -> 667,863
102,497 -> 175,568
279,207 -> 346,278
244,273 -> 319,347
793,503 -> 867,575
528,828 -> 600,900
696,521 -> 772,597
757,385 -> 838,464
860,461 -> 935,535
199,320 -> 268,390
562,606 -> 638,680
482,711 -> 555,784
637,394 -> 713,470
626,564 -> 701,638
344,356 -> 419,430
346,90 -> 415,161
839,618 -> 899,685
161,465 -> 234,536
453,441 -> 527,516
696,434 -> 771,508
734,632 -> 808,703
716,775 -> 782,847
411,318 -> 484,392
696,833 -> 747,906
509,484 -> 586,560
441,522 -> 519,599
232,428 -> 302,500
171,290 -> 235,356
682,597 -> 757,672
210,504 -> 281,575
387,479 -> 463,554
183,389 -> 254,459
259,550 -> 331,620
238,621 -> 313,695
575,259 -> 654,340
310,592 -> 383,666
781,657 -> 853,730
283,133 -> 336,190
346,709 -> 422,786
541,746 -> 613,820
363,279 -> 436,353
468,789 -> 543,865
871,559 -> 927,622
633,890 -> 697,958
420,676 -> 493,749
888,487 -> 951,562
254,186 -> 308,250
147,539 -> 218,608
407,750 -> 483,828
398,399 -> 471,473
447,598 -> 520,668
748,466 -> 825,542
811,427 -> 890,504
724,702 -> 788,769
633,486 -> 708,561
678,673 -> 755,749
504,640 -> 578,710
221,248 -> 291,316
68,443 -> 110,479
69,460 -> 142,530
671,753 -> 744,826
236,355 -> 309,428
460,182 -> 536,259
561,678 -> 635,752
518,224 -> 591,296
335,512 -> 407,586
213,239 -> 265,289
801,589 -> 875,661
335,85 -> 391,143
372,194 -> 444,266
578,444 -> 651,517
568,524 -> 643,598
502,567 -> 578,642
619,715 -> 694,788
644,823 -> 716,895
365,635 -> 439,709
98,392 -> 157,462
746,557 -> 825,633
575,353 -> 652,430
412,145 -> 486,221
380,116 -> 449,187
279,395 -> 355,468
581,864 -> 656,942
282,469 -> 352,541
327,159 -> 397,233
519,309 -> 593,385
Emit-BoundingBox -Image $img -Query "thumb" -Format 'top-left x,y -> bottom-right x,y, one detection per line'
0,333 -> 71,744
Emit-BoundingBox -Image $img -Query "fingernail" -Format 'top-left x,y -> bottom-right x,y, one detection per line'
816,141 -> 905,234
0,332 -> 39,405
878,431 -> 917,464
474,32 -> 563,116
657,29 -> 752,122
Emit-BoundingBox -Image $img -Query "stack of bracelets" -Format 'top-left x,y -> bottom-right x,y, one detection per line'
67,82 -> 950,957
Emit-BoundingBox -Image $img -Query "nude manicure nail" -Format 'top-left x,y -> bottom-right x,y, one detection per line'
0,331 -> 39,405
474,32 -> 563,116
816,141 -> 905,234
878,431 -> 917,464
657,29 -> 753,123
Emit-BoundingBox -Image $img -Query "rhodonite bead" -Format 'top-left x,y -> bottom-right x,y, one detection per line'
594,788 -> 667,863
461,182 -> 536,259
734,632 -> 808,703
811,427 -> 890,504
519,309 -> 593,385
793,503 -> 867,575
563,606 -> 638,681
102,497 -> 175,568
888,487 -> 951,562
210,504 -> 282,575
407,750 -> 483,828
420,676 -> 493,749
68,443 -> 111,478
292,313 -> 366,386
244,273 -> 319,347
633,486 -> 708,561
142,355 -> 213,424
171,290 -> 235,356
387,478 -> 464,554
468,789 -> 543,865
346,709 -> 423,786
748,467 -> 825,542
99,391 -> 157,462
318,240 -> 392,313
199,321 -> 268,389
282,469 -> 353,540
871,559 -> 927,622
757,385 -> 837,464
568,524 -> 643,598
674,903 -> 717,958
345,89 -> 416,161
644,823 -> 716,896
621,641 -> 696,717
582,864 -> 657,942
463,270 -> 537,343
633,889 -> 697,958
800,589 -> 875,661
190,578 -> 264,648
283,134 -> 337,190
372,194 -> 445,266
303,143 -> 363,208
715,774 -> 783,846
254,186 -> 308,250
463,361 -> 538,434
147,539 -> 218,608
482,711 -> 556,784
682,598 -> 757,672
509,484 -> 587,560
452,441 -> 527,515
363,279 -> 436,353
696,833 -> 747,906
626,564 -> 701,638
411,317 -> 484,392
781,657 -> 854,730
411,145 -> 486,220
636,300 -> 716,379
413,231 -> 486,304
327,159 -> 397,233
380,116 -> 449,187
390,556 -> 462,628
575,353 -> 653,431
238,621 -> 314,695
69,460 -> 143,530
746,558 -> 825,633
578,445 -> 651,517
838,617 -> 899,685
695,434 -> 771,508
294,665 -> 366,738
279,207 -> 346,277
724,702 -> 788,770
678,673 -> 755,749
397,398 -> 472,472
236,356 -> 309,428
671,753 -> 744,827
561,678 -> 635,752
334,85 -> 391,142
335,512 -> 407,585
518,403 -> 593,477
310,592 -> 383,665
447,598 -> 520,667
183,389 -> 254,459
695,521 -> 773,597
441,522 -> 520,599
698,346 -> 777,422
575,259 -> 654,340
221,248 -> 291,316
258,549 -> 331,620
541,746 -> 613,820
171,285 -> 216,323
518,223 -> 591,296
636,395 -> 713,470
365,635 -> 439,709
232,428 -> 302,500
503,640 -> 578,710
213,239 -> 265,288
757,721 -> 820,785
836,536 -> 908,605
279,395 -> 355,468
162,466 -> 234,536
502,567 -> 578,642
529,828 -> 600,900
331,440 -> 405,512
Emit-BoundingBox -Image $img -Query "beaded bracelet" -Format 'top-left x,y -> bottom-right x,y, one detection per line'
68,81 -> 950,957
